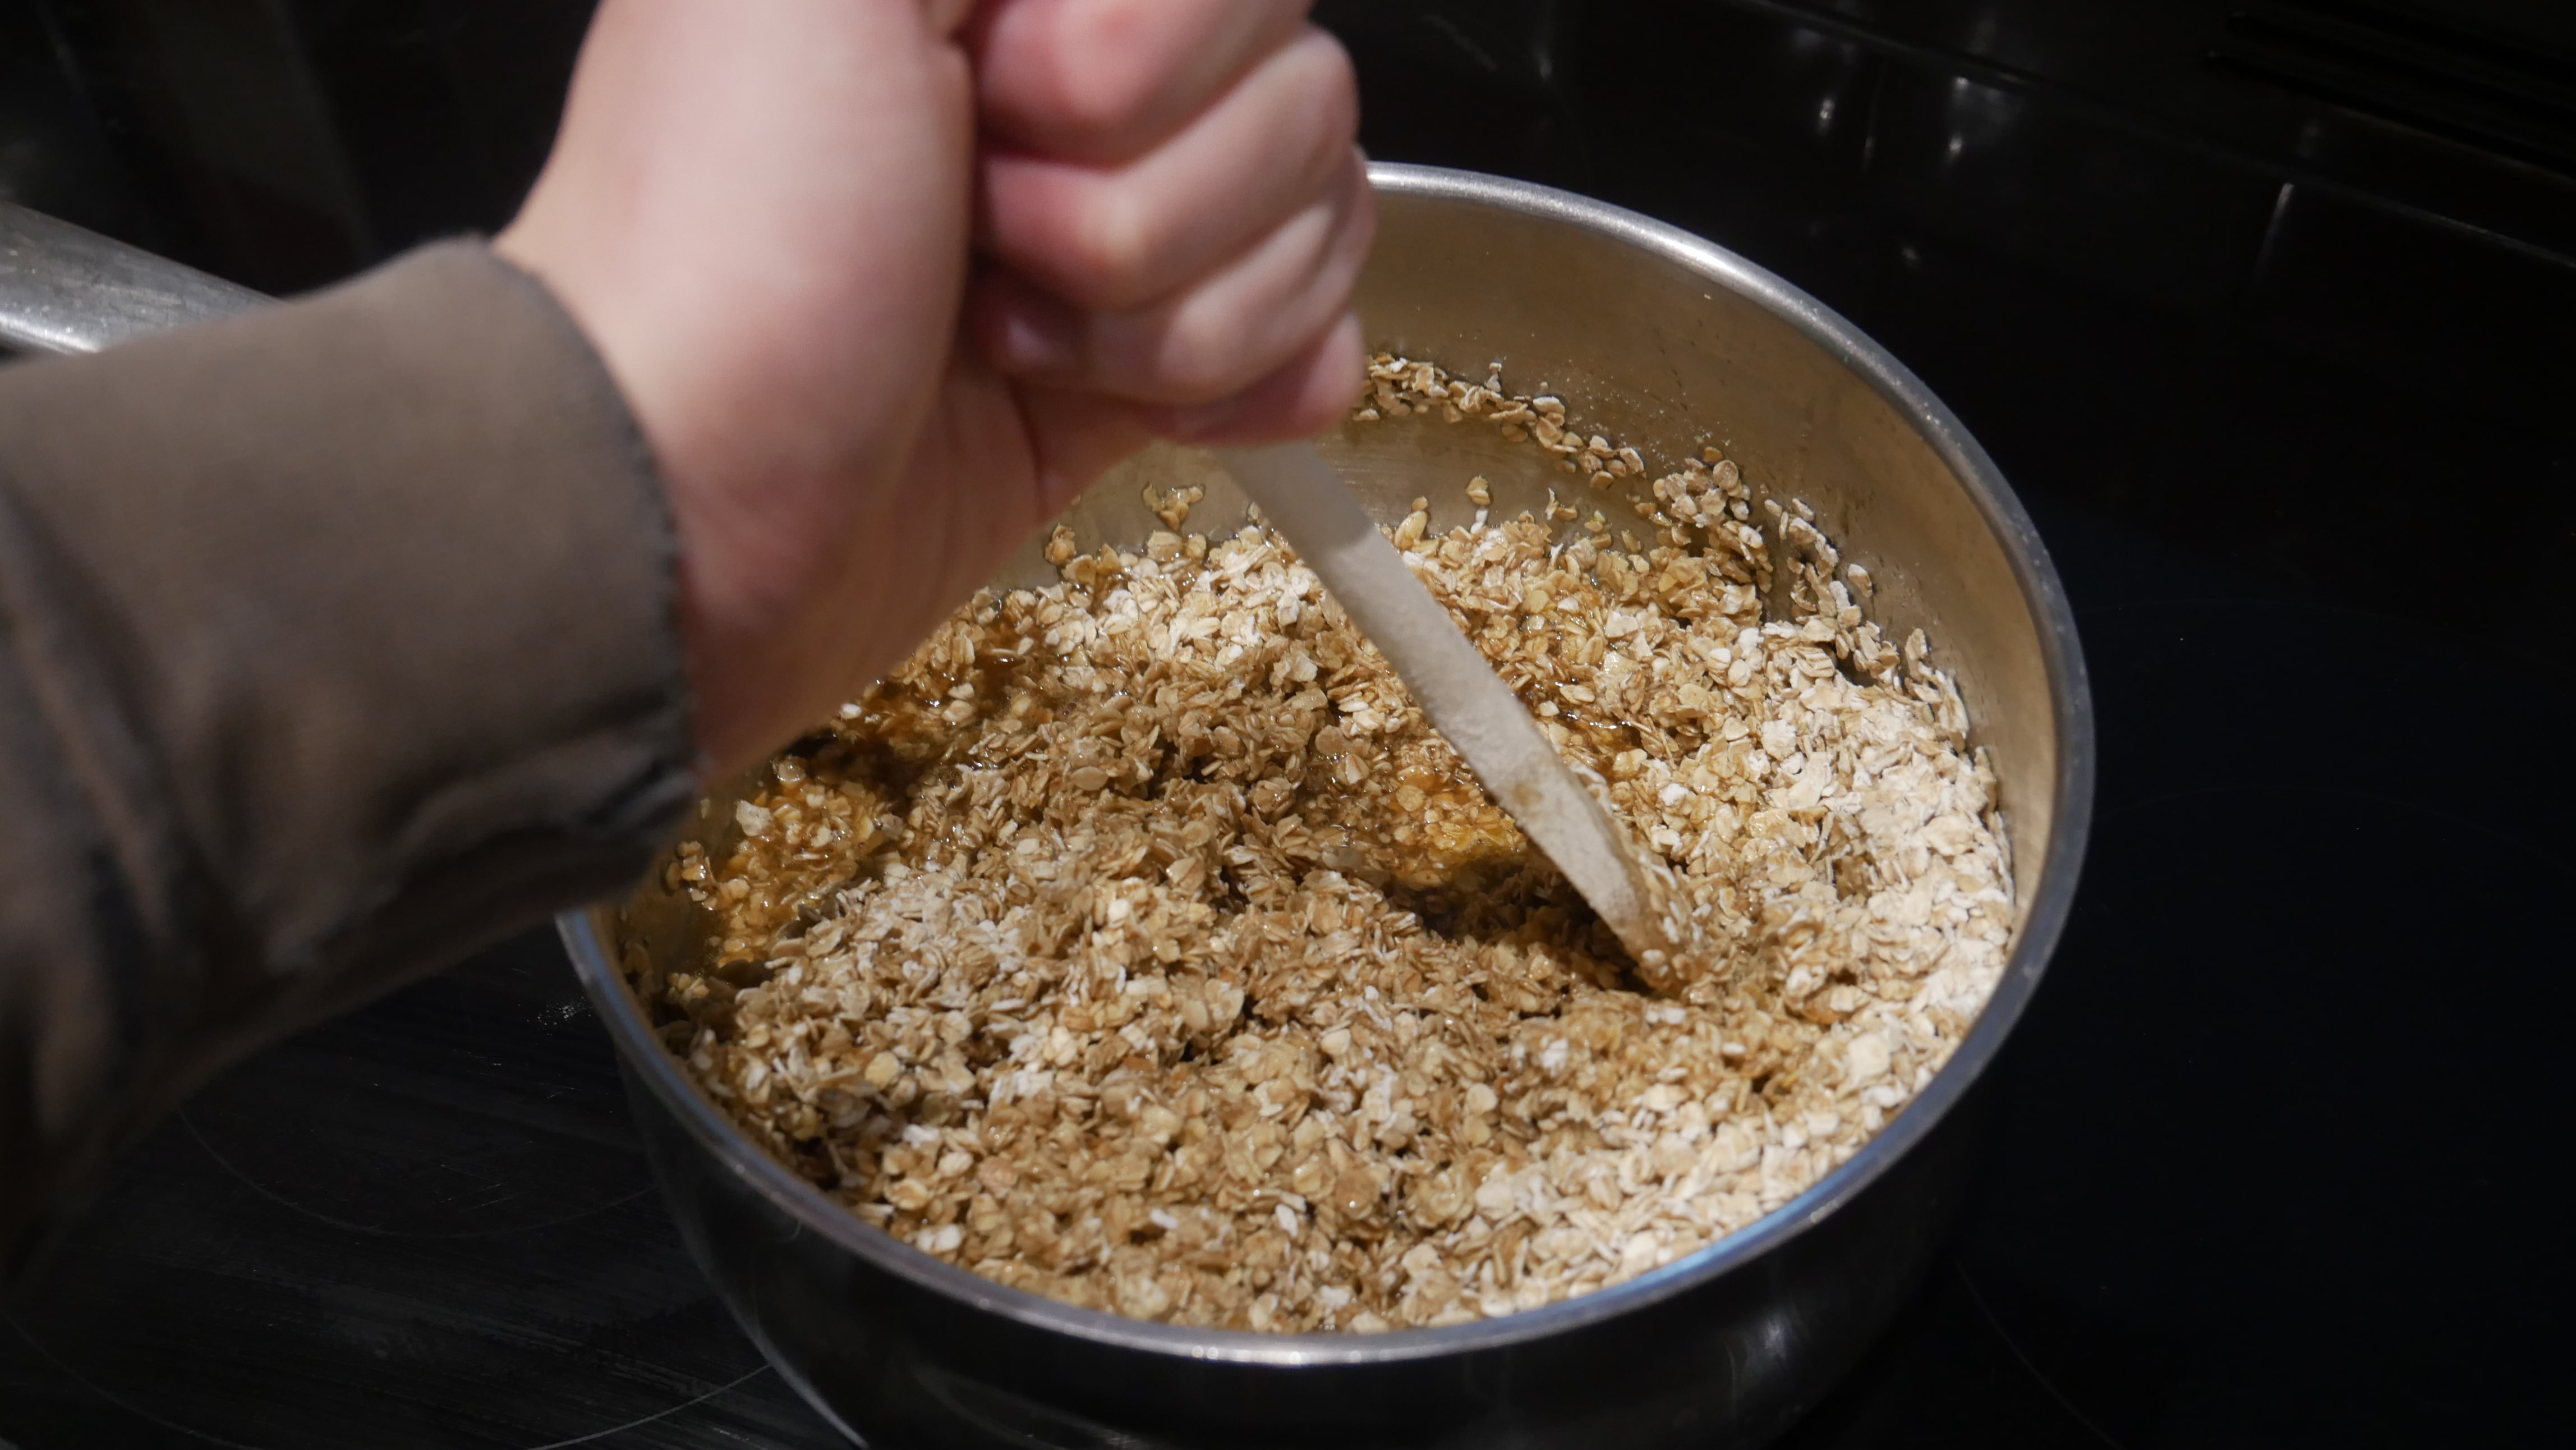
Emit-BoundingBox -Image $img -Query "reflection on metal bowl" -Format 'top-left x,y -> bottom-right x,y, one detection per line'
559,162 -> 2093,1450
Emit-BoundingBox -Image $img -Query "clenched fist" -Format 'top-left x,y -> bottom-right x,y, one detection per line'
496,0 -> 1369,776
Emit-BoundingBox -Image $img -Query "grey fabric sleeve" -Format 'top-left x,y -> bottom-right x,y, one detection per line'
0,241 -> 698,1276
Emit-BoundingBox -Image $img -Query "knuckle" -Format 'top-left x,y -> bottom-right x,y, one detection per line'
1152,303 -> 1259,403
1028,0 -> 1163,145
991,162 -> 1162,310
1300,31 -> 1363,144
1336,175 -> 1379,263
1064,190 -> 1159,309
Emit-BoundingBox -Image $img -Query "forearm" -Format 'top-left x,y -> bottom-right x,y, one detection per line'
0,242 -> 695,1277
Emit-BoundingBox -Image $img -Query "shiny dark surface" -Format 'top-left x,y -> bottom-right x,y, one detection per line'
0,930 -> 822,1448
4,2 -> 2573,1446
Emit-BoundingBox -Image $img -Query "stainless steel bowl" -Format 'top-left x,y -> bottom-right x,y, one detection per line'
560,163 -> 2094,1449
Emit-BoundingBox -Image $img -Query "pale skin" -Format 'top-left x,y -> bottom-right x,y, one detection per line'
496,0 -> 1372,777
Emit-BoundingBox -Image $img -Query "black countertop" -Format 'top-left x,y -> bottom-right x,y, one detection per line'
4,2 -> 2571,1444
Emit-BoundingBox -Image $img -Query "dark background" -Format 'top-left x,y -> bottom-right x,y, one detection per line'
3,2 -> 2571,1446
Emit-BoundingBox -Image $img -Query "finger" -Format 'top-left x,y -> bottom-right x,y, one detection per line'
973,150 -> 1373,404
1009,311 -> 1365,519
979,26 -> 1357,312
1151,310 -> 1367,444
973,0 -> 1310,163
1011,383 -> 1161,518
1010,311 -> 1363,517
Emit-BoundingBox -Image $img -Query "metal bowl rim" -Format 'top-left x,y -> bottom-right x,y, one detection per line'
559,160 -> 2096,1368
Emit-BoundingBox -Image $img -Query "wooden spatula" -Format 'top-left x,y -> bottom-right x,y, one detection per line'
1216,442 -> 1699,981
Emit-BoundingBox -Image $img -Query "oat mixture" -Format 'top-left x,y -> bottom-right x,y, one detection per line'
641,358 -> 2016,1333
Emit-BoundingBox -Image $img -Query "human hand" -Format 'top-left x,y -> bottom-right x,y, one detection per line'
496,0 -> 1367,778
